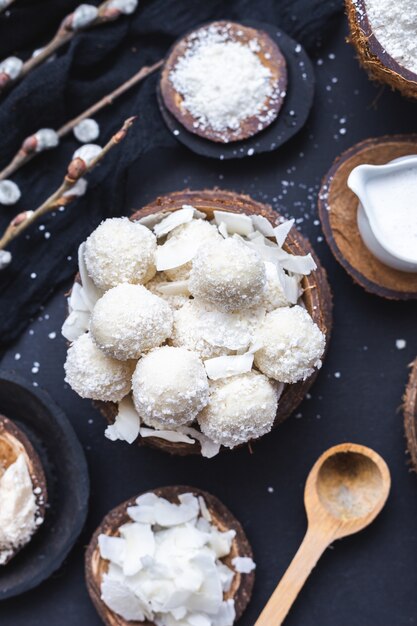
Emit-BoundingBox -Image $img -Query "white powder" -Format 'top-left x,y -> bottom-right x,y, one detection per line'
0,454 -> 38,564
169,24 -> 277,137
364,0 -> 417,74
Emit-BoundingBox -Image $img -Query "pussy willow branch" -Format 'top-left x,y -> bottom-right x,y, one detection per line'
0,117 -> 135,251
0,0 -> 131,94
0,0 -> 16,14
0,59 -> 162,181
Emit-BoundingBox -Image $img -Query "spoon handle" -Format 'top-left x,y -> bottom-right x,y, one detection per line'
254,525 -> 332,626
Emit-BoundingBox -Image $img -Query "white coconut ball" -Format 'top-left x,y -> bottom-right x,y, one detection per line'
146,271 -> 190,310
254,305 -> 325,383
163,219 -> 222,281
198,371 -> 278,448
84,217 -> 156,291
90,284 -> 173,360
64,333 -> 134,402
189,237 -> 266,312
132,346 -> 209,428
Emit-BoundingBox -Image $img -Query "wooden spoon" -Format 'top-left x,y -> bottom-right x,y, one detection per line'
255,442 -> 391,625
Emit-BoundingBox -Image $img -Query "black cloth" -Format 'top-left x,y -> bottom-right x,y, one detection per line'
0,0 -> 342,346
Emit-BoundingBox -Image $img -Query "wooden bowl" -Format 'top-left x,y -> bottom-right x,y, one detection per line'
85,486 -> 255,626
0,415 -> 47,565
160,21 -> 287,143
404,357 -> 417,471
97,189 -> 332,456
346,0 -> 417,99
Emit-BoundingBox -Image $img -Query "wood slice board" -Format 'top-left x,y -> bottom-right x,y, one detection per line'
318,135 -> 417,299
404,358 -> 417,471
97,189 -> 333,456
85,486 -> 255,626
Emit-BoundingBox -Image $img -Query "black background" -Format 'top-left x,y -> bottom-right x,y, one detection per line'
1,12 -> 417,626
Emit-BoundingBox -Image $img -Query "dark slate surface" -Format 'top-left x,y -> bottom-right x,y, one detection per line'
1,15 -> 417,626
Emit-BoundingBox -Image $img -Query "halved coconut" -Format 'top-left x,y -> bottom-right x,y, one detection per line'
0,415 -> 47,564
96,189 -> 332,456
404,357 -> 417,471
85,486 -> 255,626
346,0 -> 417,99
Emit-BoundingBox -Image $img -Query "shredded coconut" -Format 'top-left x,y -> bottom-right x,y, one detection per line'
169,23 -> 278,139
364,0 -> 417,74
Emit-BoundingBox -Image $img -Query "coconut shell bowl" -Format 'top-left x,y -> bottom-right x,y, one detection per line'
93,189 -> 332,456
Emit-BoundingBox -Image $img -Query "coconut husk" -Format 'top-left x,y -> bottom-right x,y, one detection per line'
346,0 -> 417,99
0,415 -> 47,565
160,21 -> 287,143
85,486 -> 254,626
318,135 -> 417,299
95,189 -> 332,456
404,358 -> 417,471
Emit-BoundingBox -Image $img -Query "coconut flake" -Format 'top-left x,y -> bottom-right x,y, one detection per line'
198,496 -> 212,522
139,427 -> 195,445
273,218 -> 295,247
136,211 -> 170,229
78,242 -> 102,309
153,207 -> 194,238
98,535 -> 126,567
204,353 -> 254,381
61,310 -> 90,342
105,396 -> 140,444
231,556 -> 256,573
101,578 -> 147,622
178,426 -> 221,458
156,280 -> 190,296
153,494 -> 199,527
279,251 -> 316,275
251,214 -> 275,237
119,522 -> 155,576
217,221 -> 229,238
156,237 -> 202,270
213,210 -> 254,236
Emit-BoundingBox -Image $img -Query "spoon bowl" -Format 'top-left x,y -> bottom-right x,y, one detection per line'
255,443 -> 390,625
306,443 -> 390,539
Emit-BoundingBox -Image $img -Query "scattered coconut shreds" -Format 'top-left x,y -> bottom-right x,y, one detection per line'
273,218 -> 295,247
137,211 -> 170,229
204,353 -> 254,381
61,310 -> 90,342
156,237 -> 202,270
251,214 -> 275,237
105,396 -> 140,444
153,206 -> 195,238
78,242 -> 103,309
99,493 -> 243,625
156,280 -> 190,296
178,426 -> 221,458
232,556 -> 256,574
213,210 -> 254,236
279,251 -> 316,275
139,427 -> 195,445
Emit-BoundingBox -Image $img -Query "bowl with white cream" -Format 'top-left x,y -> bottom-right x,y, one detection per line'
348,155 -> 417,273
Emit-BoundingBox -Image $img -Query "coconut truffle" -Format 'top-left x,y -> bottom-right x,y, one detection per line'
198,371 -> 278,448
64,333 -> 133,402
90,284 -> 173,360
189,237 -> 266,311
132,346 -> 209,428
254,305 -> 325,383
164,219 -> 222,281
84,217 -> 157,291
146,271 -> 190,310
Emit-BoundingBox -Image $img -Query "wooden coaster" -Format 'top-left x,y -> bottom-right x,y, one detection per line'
85,486 -> 255,626
96,189 -> 332,457
404,358 -> 417,471
318,135 -> 417,299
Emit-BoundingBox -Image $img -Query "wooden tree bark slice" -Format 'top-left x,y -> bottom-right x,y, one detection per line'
85,486 -> 255,626
160,21 -> 287,144
346,0 -> 417,99
0,415 -> 47,564
404,358 -> 417,471
318,135 -> 417,300
97,189 -> 332,456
